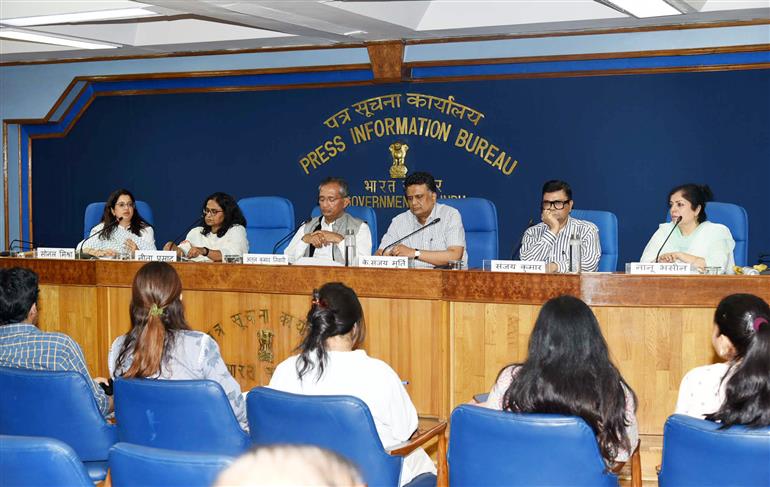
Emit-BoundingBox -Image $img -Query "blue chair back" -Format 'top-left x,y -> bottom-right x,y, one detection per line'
247,387 -> 402,486
310,205 -> 378,254
0,435 -> 93,487
658,414 -> 770,487
448,405 -> 618,487
571,209 -> 618,272
237,196 -> 295,253
707,202 -> 748,266
109,443 -> 234,487
114,378 -> 250,456
441,198 -> 498,268
83,200 -> 154,238
0,367 -> 117,481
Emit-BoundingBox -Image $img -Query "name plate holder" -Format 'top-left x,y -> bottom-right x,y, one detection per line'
626,262 -> 696,275
243,254 -> 289,266
483,260 -> 547,273
358,255 -> 409,269
36,248 -> 76,260
135,250 -> 177,262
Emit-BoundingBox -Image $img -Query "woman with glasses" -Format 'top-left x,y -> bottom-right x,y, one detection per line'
164,192 -> 248,262
78,188 -> 156,257
269,283 -> 436,487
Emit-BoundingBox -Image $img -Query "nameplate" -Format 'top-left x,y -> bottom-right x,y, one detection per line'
489,260 -> 546,273
36,248 -> 75,260
135,250 -> 177,262
358,255 -> 409,269
243,254 -> 289,265
627,262 -> 695,275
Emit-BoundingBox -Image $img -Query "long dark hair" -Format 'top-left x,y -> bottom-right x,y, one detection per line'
99,189 -> 150,240
114,262 -> 190,378
668,183 -> 713,223
501,295 -> 636,463
705,293 -> 770,428
296,282 -> 365,381
200,192 -> 247,238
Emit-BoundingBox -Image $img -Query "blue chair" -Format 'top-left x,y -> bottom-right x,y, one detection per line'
571,209 -> 618,272
237,196 -> 295,253
114,378 -> 250,456
83,200 -> 154,238
707,202 -> 748,267
0,435 -> 94,487
441,198 -> 498,268
247,387 -> 446,487
658,414 -> 770,487
310,205 -> 378,254
448,405 -> 639,487
0,367 -> 117,481
109,442 -> 234,487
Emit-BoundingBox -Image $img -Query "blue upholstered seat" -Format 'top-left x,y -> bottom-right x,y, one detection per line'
0,435 -> 94,487
310,205 -> 379,254
448,405 -> 620,487
237,196 -> 295,253
83,200 -> 154,238
0,367 -> 117,481
247,387 -> 405,486
707,202 -> 749,266
108,442 -> 234,487
658,414 -> 770,487
114,378 -> 250,456
571,209 -> 619,272
441,198 -> 498,268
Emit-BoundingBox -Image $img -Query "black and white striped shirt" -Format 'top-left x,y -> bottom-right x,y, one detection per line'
520,217 -> 601,272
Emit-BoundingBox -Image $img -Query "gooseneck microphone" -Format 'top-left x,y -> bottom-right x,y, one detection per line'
169,216 -> 204,247
655,216 -> 683,263
273,218 -> 311,254
381,218 -> 442,255
78,217 -> 123,259
511,219 -> 535,259
0,239 -> 39,257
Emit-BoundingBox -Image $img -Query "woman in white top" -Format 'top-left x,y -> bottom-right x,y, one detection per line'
640,183 -> 735,274
675,293 -> 770,427
164,192 -> 248,262
269,282 -> 436,487
78,189 -> 155,256
110,261 -> 247,429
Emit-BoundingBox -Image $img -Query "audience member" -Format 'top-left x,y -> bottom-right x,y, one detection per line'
109,261 -> 247,428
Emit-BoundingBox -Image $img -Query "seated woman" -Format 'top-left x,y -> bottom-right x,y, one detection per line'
675,293 -> 770,427
164,192 -> 248,262
78,189 -> 155,257
109,261 -> 247,429
481,295 -> 638,467
269,283 -> 436,487
640,183 -> 735,273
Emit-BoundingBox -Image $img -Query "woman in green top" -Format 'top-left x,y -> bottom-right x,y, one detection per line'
640,183 -> 735,274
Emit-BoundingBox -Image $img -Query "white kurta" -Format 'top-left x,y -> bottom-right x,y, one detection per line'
675,362 -> 730,420
78,223 -> 156,253
269,350 -> 436,486
180,225 -> 249,262
284,217 -> 372,263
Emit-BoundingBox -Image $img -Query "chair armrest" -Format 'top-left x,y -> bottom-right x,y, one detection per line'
387,420 -> 446,456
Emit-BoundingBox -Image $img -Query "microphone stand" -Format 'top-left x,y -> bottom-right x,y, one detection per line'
78,218 -> 123,259
655,216 -> 683,263
273,219 -> 311,254
381,218 -> 442,255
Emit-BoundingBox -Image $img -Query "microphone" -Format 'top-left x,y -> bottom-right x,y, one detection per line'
169,216 -> 204,246
273,218 -> 311,254
382,218 -> 442,255
655,216 -> 682,263
511,219 -> 535,259
78,217 -> 123,259
0,239 -> 38,257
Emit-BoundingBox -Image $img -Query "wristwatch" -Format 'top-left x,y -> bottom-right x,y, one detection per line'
414,249 -> 421,260
202,247 -> 210,257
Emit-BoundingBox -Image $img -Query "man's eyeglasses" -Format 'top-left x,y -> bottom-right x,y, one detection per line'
318,197 -> 340,204
202,208 -> 222,216
541,200 -> 570,210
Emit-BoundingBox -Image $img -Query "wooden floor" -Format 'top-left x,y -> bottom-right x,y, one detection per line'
618,434 -> 663,487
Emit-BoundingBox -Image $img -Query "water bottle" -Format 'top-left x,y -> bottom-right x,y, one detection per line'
344,228 -> 356,267
568,234 -> 582,273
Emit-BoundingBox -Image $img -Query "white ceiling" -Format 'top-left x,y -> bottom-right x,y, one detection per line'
0,0 -> 768,63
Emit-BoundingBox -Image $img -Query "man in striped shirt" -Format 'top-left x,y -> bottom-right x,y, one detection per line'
0,267 -> 111,416
520,180 -> 601,273
377,171 -> 467,269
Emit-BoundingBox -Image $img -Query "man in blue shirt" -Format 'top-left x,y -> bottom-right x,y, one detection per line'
0,267 -> 111,416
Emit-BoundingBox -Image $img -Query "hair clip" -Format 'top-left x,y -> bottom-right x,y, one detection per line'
311,289 -> 327,309
752,316 -> 768,331
149,303 -> 166,317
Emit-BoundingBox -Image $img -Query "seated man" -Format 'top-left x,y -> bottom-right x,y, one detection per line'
520,180 -> 600,273
0,267 -> 111,416
284,177 -> 372,264
378,171 -> 467,268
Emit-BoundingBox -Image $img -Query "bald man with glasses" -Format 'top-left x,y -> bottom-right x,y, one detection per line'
520,180 -> 601,273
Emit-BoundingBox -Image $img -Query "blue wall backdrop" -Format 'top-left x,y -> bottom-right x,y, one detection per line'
32,68 -> 769,268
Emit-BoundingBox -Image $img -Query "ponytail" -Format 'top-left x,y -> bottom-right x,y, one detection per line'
123,310 -> 166,378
